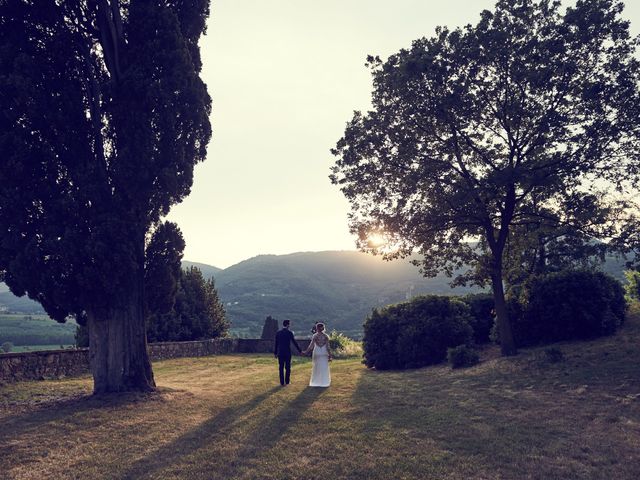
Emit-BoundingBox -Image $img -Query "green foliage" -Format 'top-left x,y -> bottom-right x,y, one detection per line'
327,330 -> 362,358
147,267 -> 228,343
0,0 -> 211,391
363,295 -> 473,370
328,330 -> 350,351
331,0 -> 640,357
447,345 -> 480,369
624,271 -> 640,302
503,270 -> 627,347
459,293 -> 494,344
145,223 -> 186,321
0,1 -> 211,323
1,341 -> 13,353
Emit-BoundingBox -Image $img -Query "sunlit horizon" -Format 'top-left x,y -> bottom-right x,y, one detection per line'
166,0 -> 640,269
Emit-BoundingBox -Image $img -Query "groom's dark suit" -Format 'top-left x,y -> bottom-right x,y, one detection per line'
274,327 -> 302,385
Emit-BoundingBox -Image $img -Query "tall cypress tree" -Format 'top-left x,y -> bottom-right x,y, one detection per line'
0,0 -> 211,392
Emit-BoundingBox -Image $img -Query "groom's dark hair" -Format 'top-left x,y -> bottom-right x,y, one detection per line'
283,319 -> 290,327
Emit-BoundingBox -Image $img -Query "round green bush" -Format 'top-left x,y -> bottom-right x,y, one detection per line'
363,295 -> 474,370
447,344 -> 480,369
515,270 -> 626,346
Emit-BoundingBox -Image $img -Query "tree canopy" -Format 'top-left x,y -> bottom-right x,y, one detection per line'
147,266 -> 228,343
0,0 -> 212,392
331,0 -> 640,355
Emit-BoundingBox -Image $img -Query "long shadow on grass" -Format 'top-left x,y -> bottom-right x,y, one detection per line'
1,389 -> 164,438
119,385 -> 325,479
224,386 -> 326,478
349,358 -> 640,479
118,384 -> 279,479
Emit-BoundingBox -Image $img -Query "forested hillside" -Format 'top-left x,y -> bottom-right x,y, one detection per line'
211,251 -> 480,338
1,250 -> 633,340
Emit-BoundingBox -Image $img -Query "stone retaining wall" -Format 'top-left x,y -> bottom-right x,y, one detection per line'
0,337 -> 311,384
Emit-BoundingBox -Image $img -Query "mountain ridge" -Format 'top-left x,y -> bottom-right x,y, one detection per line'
1,250 -> 633,338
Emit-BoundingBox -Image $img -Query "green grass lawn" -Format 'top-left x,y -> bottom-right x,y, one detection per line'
2,310 -> 640,479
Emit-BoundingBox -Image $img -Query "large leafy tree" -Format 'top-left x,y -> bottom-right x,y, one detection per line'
331,0 -> 640,355
0,0 -> 211,391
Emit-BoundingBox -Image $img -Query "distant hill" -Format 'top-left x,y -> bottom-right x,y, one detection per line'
213,251 -> 480,338
0,250 -> 634,339
181,261 -> 222,281
0,314 -> 76,347
0,290 -> 45,314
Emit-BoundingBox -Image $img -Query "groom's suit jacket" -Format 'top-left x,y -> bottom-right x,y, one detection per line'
274,328 -> 302,357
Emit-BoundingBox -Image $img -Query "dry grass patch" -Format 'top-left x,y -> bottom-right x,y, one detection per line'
1,311 -> 640,479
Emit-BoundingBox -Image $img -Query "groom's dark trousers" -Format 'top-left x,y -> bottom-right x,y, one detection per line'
274,328 -> 302,385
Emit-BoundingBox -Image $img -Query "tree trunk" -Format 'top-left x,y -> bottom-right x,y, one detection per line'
491,264 -> 517,356
87,275 -> 155,394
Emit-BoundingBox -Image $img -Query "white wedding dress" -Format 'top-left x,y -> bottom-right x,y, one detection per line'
308,333 -> 331,387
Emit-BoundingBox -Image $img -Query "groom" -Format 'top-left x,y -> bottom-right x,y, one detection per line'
274,319 -> 302,386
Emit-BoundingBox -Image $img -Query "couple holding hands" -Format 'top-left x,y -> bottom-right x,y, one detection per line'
274,320 -> 332,387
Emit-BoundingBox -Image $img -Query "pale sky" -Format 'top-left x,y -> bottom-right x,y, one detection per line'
166,0 -> 640,269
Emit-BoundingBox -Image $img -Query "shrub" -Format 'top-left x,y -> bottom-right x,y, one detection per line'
1,341 -> 13,353
362,307 -> 403,369
363,295 -> 474,370
514,270 -> 626,347
328,330 -> 362,358
625,270 -> 640,302
460,293 -> 495,344
328,330 -> 349,351
447,344 -> 480,369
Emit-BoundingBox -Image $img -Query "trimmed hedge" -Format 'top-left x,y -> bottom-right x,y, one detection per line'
509,270 -> 626,347
363,295 -> 473,370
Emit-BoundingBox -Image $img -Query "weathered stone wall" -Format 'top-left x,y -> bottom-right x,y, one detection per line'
0,349 -> 90,383
0,337 -> 312,384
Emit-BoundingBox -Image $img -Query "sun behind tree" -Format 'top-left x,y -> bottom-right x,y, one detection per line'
331,0 -> 640,356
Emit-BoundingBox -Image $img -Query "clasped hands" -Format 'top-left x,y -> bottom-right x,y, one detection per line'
293,351 -> 332,360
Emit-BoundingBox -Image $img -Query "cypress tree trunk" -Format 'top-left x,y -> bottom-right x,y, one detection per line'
87,273 -> 155,394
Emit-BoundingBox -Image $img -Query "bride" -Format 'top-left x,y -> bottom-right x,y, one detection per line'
303,322 -> 332,387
